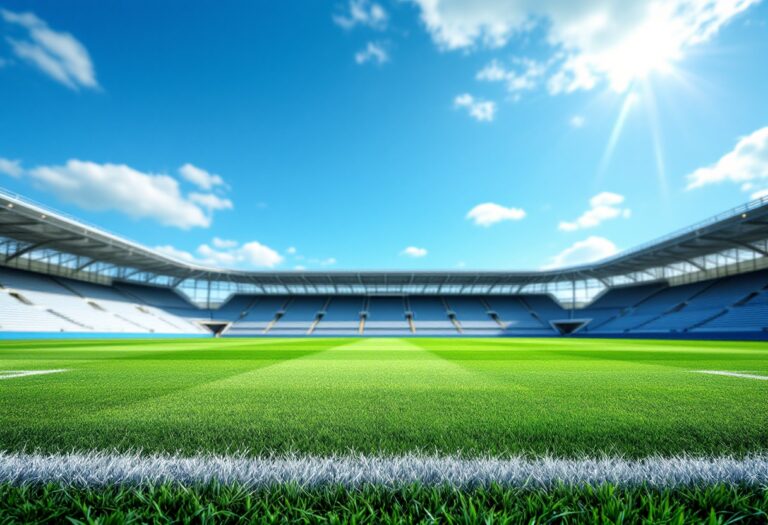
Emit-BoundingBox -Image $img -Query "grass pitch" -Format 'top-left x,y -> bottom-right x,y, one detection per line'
2,481 -> 767,524
1,337 -> 767,458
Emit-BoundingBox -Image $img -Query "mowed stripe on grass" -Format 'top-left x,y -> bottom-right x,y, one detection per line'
0,337 -> 767,458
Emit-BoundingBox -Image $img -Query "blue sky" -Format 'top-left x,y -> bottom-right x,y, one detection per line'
1,0 -> 767,271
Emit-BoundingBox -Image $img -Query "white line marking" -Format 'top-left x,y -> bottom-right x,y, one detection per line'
0,452 -> 767,488
0,369 -> 68,380
694,370 -> 768,381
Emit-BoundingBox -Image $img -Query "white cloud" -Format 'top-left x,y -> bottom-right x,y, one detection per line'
286,246 -> 297,255
686,127 -> 768,198
237,242 -> 284,268
454,93 -> 496,122
25,159 -> 232,229
188,192 -> 233,212
307,256 -> 338,266
355,41 -> 389,64
154,245 -> 198,264
544,236 -> 618,269
156,239 -> 283,269
212,237 -> 238,249
294,265 -> 307,271
411,0 -> 526,50
738,182 -> 768,200
569,115 -> 585,128
751,189 -> 768,200
475,60 -> 507,82
476,58 -> 546,98
558,192 -> 630,232
178,163 -> 225,191
411,0 -> 757,94
401,246 -> 428,258
466,202 -> 526,227
0,157 -> 22,177
1,9 -> 98,90
334,0 -> 388,30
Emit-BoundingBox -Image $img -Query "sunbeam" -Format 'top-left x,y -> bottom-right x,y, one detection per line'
642,80 -> 670,200
598,91 -> 639,180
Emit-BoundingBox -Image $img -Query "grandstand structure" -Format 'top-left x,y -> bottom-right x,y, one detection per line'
1,186 -> 767,339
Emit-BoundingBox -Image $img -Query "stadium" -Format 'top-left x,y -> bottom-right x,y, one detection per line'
2,1 -> 768,522
1,187 -> 768,521
2,188 -> 768,340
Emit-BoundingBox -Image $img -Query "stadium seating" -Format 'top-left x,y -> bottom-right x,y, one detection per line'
486,296 -> 555,335
1,265 -> 766,338
585,270 -> 768,335
0,267 -> 206,334
209,295 -> 257,321
270,296 -> 328,335
592,281 -> 712,333
314,296 -> 365,336
225,296 -> 289,335
365,296 -> 410,335
520,296 -> 566,327
578,284 -> 665,332
696,303 -> 768,332
63,278 -> 202,333
0,286 -> 74,332
408,297 -> 457,335
443,297 -> 501,335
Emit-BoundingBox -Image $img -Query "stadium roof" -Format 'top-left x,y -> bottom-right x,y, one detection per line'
1,186 -> 767,297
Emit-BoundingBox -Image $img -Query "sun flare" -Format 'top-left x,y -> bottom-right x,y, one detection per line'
599,6 -> 683,92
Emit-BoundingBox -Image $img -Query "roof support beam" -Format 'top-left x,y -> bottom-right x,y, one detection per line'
682,258 -> 706,271
71,258 -> 96,273
705,237 -> 768,257
0,220 -> 44,227
4,237 -> 81,262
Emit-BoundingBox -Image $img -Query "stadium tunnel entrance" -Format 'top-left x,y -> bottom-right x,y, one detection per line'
550,319 -> 590,335
198,322 -> 230,337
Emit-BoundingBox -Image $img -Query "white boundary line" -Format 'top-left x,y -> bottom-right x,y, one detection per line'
0,369 -> 68,380
0,452 -> 766,488
694,370 -> 768,381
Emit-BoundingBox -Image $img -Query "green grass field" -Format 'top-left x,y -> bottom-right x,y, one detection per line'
2,337 -> 767,457
2,481 -> 767,524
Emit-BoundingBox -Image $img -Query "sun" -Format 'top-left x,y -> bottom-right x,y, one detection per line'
595,5 -> 686,196
600,6 -> 683,93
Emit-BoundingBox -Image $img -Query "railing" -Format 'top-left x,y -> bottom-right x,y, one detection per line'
596,195 -> 768,265
0,186 -> 200,268
0,186 -> 141,245
2,185 -> 767,283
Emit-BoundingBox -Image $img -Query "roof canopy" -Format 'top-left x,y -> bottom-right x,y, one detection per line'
1,186 -> 767,295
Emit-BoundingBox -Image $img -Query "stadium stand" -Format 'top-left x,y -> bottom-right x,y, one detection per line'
365,296 -> 410,335
485,296 -> 555,335
270,296 -> 328,335
2,264 -> 768,338
225,296 -> 290,335
409,296 -> 457,335
1,187 -> 767,339
696,289 -> 768,333
208,295 -> 257,322
314,296 -> 365,336
443,297 -> 501,335
578,271 -> 768,335
578,283 -> 665,332
0,266 -> 206,334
